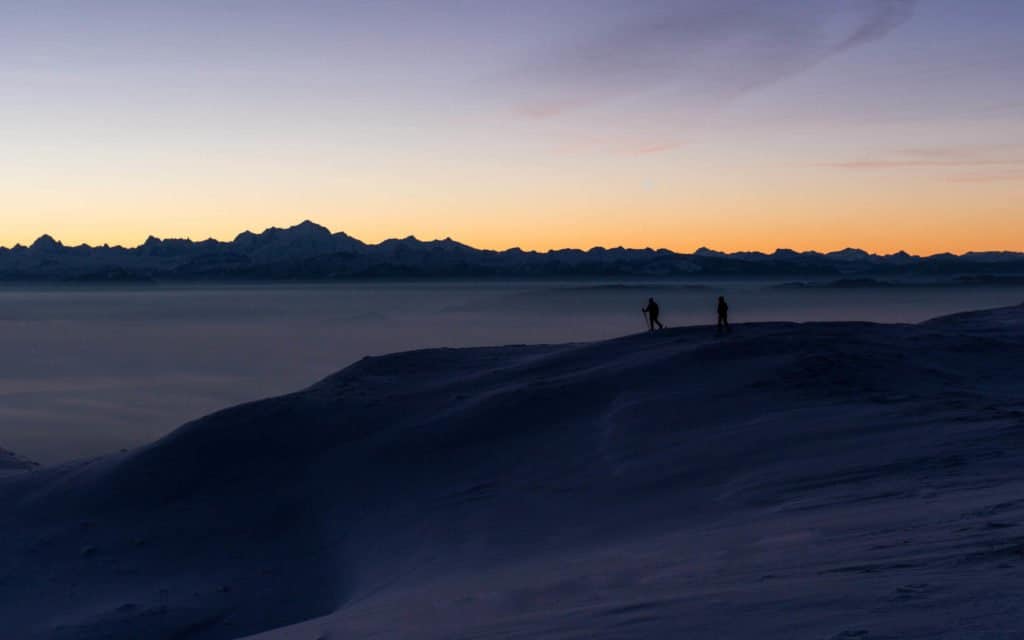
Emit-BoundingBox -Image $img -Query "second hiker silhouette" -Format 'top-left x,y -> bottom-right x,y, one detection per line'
717,296 -> 730,333
643,297 -> 664,331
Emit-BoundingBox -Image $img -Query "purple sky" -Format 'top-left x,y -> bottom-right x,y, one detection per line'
2,1 -> 1023,252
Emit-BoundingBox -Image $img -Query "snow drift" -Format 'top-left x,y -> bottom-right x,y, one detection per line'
2,304 -> 1024,639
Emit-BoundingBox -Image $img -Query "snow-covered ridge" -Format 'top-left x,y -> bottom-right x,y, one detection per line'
4,220 -> 1024,280
2,303 -> 1024,639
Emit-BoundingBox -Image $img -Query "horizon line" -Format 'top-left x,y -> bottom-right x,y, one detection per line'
4,219 -> 1023,260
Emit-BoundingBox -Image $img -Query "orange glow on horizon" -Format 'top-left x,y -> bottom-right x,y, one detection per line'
4,203 -> 1021,258
3,145 -> 1021,256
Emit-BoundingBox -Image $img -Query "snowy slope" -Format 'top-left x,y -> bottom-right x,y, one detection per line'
2,304 -> 1024,639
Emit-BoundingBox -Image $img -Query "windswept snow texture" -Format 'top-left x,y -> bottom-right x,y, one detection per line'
3,304 -> 1024,639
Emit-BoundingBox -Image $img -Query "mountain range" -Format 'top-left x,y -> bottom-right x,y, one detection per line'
3,220 -> 1024,282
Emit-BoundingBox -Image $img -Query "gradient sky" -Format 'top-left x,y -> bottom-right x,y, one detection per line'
2,0 -> 1022,254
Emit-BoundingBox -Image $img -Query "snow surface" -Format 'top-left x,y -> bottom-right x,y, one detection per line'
2,304 -> 1024,639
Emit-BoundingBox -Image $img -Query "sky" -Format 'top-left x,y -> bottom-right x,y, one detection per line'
1,0 -> 1022,254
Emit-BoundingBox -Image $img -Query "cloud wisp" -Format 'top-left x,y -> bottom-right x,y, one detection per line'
823,144 -> 1024,181
490,0 -> 916,155
509,0 -> 917,120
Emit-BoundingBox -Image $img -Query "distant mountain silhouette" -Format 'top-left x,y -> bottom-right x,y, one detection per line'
2,220 -> 1024,282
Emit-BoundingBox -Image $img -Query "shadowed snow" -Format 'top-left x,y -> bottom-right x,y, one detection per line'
1,303 -> 1024,639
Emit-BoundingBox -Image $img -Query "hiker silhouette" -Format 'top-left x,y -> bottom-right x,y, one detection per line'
643,297 -> 664,331
717,296 -> 730,333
